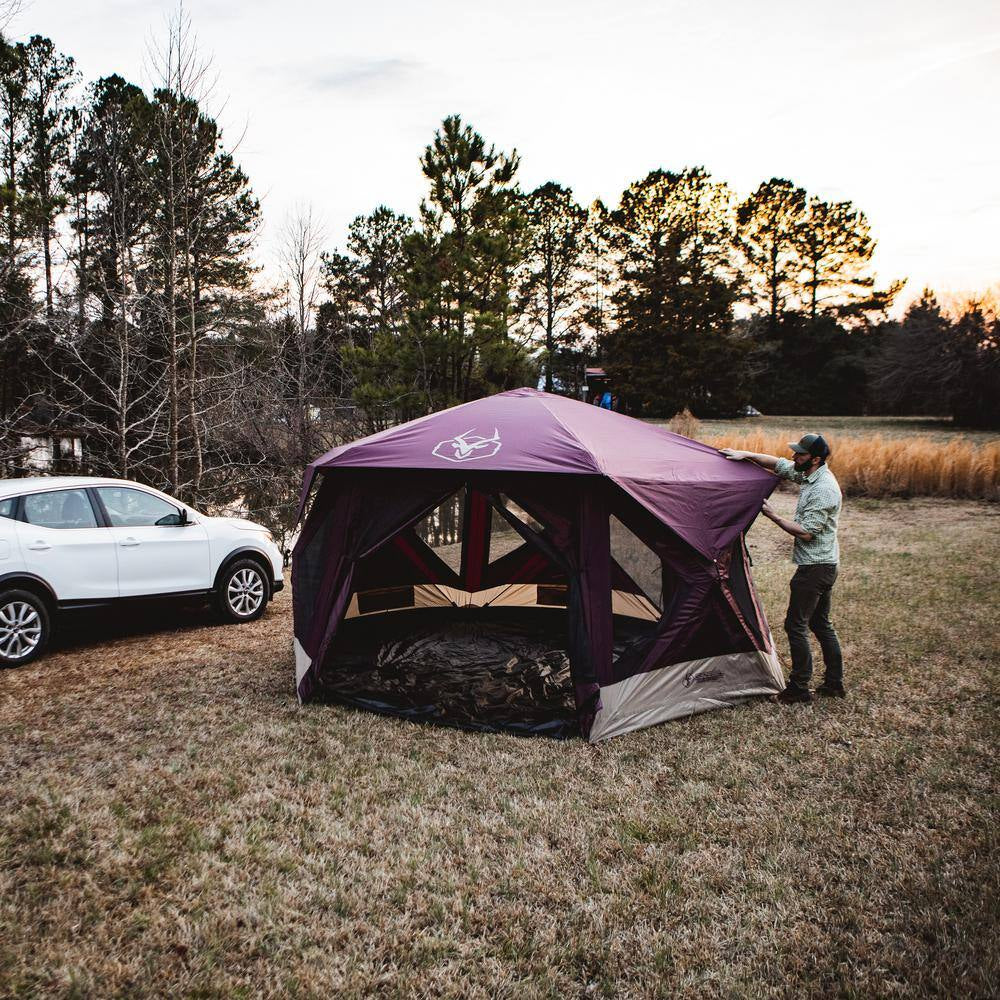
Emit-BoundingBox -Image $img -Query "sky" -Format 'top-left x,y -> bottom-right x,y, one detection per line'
11,0 -> 1000,313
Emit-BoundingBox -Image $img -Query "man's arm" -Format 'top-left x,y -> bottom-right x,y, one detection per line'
720,448 -> 780,471
760,499 -> 813,541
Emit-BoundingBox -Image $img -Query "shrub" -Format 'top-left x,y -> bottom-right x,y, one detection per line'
667,408 -> 701,439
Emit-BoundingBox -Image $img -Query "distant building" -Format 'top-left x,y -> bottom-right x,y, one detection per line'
13,428 -> 85,474
583,367 -> 611,404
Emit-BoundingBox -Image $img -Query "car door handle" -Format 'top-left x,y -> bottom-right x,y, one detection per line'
27,541 -> 51,551
119,538 -> 141,548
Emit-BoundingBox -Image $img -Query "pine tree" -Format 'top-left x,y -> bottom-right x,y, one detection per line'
0,36 -> 27,261
318,206 -> 412,404
737,177 -> 806,333
21,35 -> 76,317
795,196 -> 900,322
320,205 -> 411,350
516,181 -> 589,392
950,302 -> 1000,428
403,115 -> 533,409
602,167 -> 749,416
0,35 -> 35,427
47,74 -> 163,479
870,291 -> 955,414
146,64 -> 260,498
70,75 -> 155,332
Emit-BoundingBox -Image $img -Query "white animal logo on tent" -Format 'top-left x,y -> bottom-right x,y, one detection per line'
432,427 -> 502,463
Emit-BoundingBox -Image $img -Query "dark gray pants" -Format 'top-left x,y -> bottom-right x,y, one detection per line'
783,563 -> 843,689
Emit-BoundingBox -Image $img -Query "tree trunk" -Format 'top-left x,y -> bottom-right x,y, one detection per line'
167,248 -> 179,494
117,235 -> 129,479
6,126 -> 15,258
545,246 -> 554,393
41,213 -> 53,317
76,191 -> 88,336
186,253 -> 203,500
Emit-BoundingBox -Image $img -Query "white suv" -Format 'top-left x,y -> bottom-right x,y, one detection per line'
0,476 -> 285,667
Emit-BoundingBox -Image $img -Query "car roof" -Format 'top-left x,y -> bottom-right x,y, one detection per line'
0,476 -> 164,501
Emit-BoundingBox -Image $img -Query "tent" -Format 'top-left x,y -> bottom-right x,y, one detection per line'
292,388 -> 785,741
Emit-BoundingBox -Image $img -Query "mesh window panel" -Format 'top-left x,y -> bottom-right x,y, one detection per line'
414,489 -> 466,574
610,514 -> 663,610
488,502 -> 526,564
498,494 -> 544,532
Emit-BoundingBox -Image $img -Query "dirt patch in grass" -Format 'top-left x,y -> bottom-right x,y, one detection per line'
1,498 -> 997,998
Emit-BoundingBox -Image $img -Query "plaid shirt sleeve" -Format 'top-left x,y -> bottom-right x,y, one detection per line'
774,457 -> 806,483
797,482 -> 839,536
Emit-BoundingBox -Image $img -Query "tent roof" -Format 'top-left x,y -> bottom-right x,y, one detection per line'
304,389 -> 776,559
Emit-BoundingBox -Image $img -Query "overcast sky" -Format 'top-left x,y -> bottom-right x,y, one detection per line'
12,0 -> 1000,310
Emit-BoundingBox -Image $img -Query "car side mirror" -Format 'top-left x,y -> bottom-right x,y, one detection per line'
155,509 -> 189,527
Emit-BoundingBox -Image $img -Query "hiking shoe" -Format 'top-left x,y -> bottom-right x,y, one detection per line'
815,683 -> 847,698
776,684 -> 813,704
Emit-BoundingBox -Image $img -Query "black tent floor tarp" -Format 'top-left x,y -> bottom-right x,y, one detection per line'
315,607 -> 652,738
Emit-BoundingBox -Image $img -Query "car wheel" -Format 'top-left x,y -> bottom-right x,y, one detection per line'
0,589 -> 51,667
216,560 -> 270,623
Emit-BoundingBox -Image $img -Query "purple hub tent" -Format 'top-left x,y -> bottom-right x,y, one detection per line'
292,388 -> 785,741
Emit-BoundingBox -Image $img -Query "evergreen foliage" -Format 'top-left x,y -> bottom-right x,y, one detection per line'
600,168 -> 751,416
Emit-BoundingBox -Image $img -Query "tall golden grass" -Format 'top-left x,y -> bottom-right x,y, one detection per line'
667,407 -> 701,439
706,431 -> 1000,500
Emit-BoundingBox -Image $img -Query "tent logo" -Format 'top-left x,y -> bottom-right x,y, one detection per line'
432,427 -> 502,463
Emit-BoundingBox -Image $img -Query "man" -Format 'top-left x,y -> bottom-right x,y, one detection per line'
721,434 -> 844,703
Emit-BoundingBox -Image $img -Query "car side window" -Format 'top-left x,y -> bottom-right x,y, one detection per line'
23,489 -> 99,529
96,487 -> 179,527
0,498 -> 15,519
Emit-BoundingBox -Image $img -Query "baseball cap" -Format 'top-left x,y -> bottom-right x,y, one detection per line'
788,433 -> 830,459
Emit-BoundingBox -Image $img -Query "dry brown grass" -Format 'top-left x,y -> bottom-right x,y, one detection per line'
666,408 -> 701,439
1,496 -> 998,998
707,431 -> 1000,500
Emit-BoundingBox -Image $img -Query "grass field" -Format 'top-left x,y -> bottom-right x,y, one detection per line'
650,413 -> 1000,445
650,413 -> 1000,500
1,493 -> 998,998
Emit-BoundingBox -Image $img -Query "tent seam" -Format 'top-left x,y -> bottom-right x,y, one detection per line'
536,396 -> 606,475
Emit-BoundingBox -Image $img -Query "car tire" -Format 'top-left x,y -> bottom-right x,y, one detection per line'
0,589 -> 51,667
216,559 -> 270,623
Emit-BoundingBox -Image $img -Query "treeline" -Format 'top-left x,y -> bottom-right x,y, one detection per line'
318,145 -> 905,421
296,127 -> 999,427
1,19 -> 997,536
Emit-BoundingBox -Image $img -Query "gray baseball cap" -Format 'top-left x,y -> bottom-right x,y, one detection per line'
789,433 -> 830,458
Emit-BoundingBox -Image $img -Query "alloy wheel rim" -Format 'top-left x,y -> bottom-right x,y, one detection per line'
227,568 -> 264,616
0,601 -> 42,660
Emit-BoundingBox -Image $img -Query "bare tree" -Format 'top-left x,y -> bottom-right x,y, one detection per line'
145,4 -> 212,496
0,393 -> 32,468
144,5 -> 258,503
0,1 -> 24,33
276,203 -> 326,448
221,316 -> 369,552
279,204 -> 325,344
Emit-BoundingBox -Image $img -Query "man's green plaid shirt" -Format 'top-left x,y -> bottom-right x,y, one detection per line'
774,458 -> 842,565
